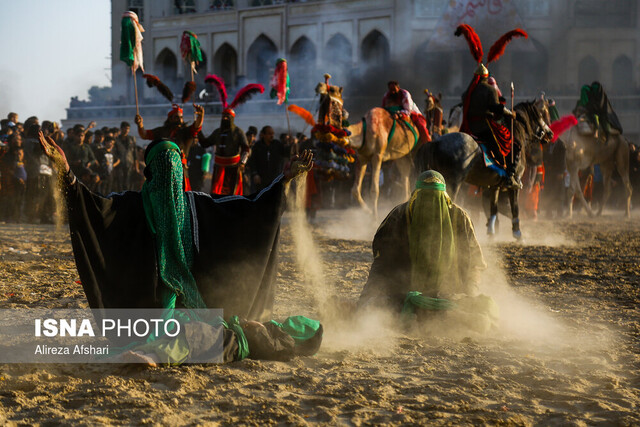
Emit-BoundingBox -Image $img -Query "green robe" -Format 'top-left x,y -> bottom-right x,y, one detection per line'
358,201 -> 486,311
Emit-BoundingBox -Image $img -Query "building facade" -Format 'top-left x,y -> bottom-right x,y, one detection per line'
65,0 -> 640,139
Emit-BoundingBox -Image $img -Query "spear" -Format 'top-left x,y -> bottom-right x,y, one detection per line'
511,82 -> 514,164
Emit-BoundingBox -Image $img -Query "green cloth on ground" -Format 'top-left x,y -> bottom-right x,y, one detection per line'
407,171 -> 456,297
226,316 -> 250,360
270,316 -> 322,343
402,291 -> 456,313
142,144 -> 206,309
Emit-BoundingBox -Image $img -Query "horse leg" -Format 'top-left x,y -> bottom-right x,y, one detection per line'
486,187 -> 499,236
508,188 -> 522,240
351,159 -> 372,214
370,154 -> 383,220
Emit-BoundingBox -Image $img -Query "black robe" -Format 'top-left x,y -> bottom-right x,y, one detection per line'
65,171 -> 285,321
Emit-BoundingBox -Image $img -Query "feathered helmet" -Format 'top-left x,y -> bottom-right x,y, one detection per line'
455,24 -> 528,77
204,74 -> 265,117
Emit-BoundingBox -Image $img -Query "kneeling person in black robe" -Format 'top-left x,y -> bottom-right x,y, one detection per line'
38,132 -> 321,364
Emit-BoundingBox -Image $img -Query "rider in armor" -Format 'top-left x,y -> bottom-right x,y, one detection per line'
455,24 -> 528,190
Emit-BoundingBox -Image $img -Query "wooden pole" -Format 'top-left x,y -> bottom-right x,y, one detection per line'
132,67 -> 139,116
285,102 -> 292,138
510,82 -> 514,164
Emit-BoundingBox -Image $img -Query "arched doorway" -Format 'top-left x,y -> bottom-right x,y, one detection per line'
361,30 -> 389,69
247,34 -> 278,87
154,48 -> 179,100
213,43 -> 238,88
290,36 -> 317,97
323,33 -> 352,87
578,55 -> 600,87
612,55 -> 633,94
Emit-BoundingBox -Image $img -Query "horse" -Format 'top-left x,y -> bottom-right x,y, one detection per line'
444,103 -> 463,134
563,114 -> 632,218
347,108 -> 421,218
415,100 -> 553,239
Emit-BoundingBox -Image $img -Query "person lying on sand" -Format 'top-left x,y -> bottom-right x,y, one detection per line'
358,170 -> 498,332
39,132 -> 322,363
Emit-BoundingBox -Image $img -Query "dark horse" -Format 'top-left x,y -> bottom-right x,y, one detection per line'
416,100 -> 553,239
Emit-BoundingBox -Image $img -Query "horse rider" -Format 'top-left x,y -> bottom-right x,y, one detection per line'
573,81 -> 623,143
460,65 -> 521,189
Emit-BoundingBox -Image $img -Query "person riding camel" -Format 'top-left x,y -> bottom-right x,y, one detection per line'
573,81 -> 623,143
456,24 -> 528,190
382,81 -> 430,143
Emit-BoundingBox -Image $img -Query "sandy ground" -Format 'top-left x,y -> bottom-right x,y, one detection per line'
0,204 -> 639,425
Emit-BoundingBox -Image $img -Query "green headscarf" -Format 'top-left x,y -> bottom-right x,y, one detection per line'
407,170 -> 456,297
142,141 -> 206,309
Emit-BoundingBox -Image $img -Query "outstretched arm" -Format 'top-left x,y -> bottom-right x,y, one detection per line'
193,104 -> 204,131
38,131 -> 70,174
283,149 -> 313,183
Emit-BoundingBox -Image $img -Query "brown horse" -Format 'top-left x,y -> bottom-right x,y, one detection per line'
564,115 -> 632,217
347,108 -> 420,218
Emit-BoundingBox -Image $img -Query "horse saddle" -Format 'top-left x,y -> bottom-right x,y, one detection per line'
477,142 -> 507,178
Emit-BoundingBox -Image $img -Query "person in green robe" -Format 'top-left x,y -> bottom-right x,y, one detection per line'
38,131 -> 322,365
358,170 -> 487,315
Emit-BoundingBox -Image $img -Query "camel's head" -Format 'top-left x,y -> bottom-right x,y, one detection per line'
424,89 -> 441,112
315,82 -> 327,96
315,82 -> 343,100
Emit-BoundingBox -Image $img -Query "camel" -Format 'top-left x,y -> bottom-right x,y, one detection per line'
564,115 -> 632,218
347,108 -> 421,218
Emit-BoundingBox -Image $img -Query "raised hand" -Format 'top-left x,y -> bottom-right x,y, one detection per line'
193,104 -> 204,116
38,131 -> 69,173
283,149 -> 314,182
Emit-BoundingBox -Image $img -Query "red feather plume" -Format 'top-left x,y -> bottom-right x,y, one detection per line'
204,74 -> 228,108
287,104 -> 316,127
549,114 -> 578,142
455,24 -> 483,64
142,74 -> 174,102
182,81 -> 196,103
487,29 -> 528,64
230,84 -> 265,109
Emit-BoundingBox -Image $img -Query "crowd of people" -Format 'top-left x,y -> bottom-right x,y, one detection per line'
0,108 -> 326,224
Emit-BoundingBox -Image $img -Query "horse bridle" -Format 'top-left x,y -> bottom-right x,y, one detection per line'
532,109 -> 553,143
